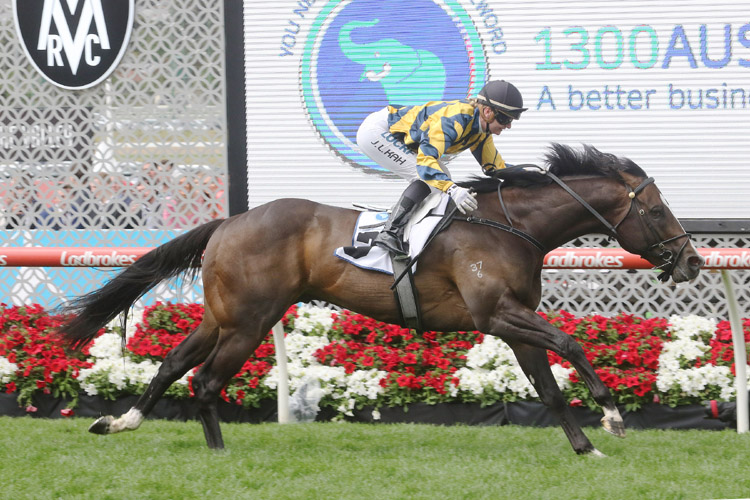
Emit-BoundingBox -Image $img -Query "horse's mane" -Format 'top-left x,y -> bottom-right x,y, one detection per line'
457,143 -> 647,193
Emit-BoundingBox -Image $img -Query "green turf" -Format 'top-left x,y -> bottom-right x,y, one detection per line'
1,417 -> 748,499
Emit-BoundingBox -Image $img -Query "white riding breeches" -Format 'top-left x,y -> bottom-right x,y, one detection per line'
356,108 -> 451,184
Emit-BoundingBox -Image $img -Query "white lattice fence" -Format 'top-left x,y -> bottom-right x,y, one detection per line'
0,0 -> 227,306
540,234 -> 749,319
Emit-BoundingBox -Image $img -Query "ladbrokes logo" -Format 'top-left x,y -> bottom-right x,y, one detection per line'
13,0 -> 134,89
299,0 -> 488,175
60,250 -> 137,267
545,251 -> 626,269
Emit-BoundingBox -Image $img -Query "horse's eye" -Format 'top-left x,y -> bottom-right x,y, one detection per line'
649,206 -> 664,218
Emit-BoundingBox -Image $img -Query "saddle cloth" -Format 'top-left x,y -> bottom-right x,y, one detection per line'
334,193 -> 450,275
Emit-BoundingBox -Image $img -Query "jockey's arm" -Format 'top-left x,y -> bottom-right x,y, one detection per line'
471,135 -> 507,175
413,117 -> 461,192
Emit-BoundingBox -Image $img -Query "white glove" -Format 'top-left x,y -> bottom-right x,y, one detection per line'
447,185 -> 478,214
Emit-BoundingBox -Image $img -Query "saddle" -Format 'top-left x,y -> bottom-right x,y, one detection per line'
337,167 -> 550,331
335,193 -> 451,331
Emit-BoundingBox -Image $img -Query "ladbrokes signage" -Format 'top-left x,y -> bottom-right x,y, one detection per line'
13,0 -> 134,90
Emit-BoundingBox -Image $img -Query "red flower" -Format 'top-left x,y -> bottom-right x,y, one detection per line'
60,408 -> 74,417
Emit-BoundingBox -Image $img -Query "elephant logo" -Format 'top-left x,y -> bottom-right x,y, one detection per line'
338,18 -> 447,105
301,0 -> 488,175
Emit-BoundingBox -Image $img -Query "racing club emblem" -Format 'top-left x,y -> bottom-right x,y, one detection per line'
13,0 -> 134,90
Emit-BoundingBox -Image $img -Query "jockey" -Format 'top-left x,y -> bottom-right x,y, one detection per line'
356,79 -> 527,257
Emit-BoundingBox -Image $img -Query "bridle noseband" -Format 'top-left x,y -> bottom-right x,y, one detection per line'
545,171 -> 692,281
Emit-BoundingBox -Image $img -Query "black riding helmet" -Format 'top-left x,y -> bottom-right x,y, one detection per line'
476,80 -> 527,122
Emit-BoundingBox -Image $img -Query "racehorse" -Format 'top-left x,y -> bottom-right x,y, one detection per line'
58,144 -> 703,456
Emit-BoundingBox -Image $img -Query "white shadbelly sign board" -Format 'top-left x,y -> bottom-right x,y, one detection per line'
243,0 -> 750,222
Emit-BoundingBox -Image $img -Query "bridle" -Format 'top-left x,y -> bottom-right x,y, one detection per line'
545,171 -> 692,281
392,169 -> 692,289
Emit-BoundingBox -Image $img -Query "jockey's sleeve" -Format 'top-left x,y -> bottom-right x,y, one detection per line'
471,134 -> 507,174
414,116 -> 461,192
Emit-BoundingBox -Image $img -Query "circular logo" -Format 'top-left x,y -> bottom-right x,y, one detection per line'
13,0 -> 134,90
301,0 -> 488,175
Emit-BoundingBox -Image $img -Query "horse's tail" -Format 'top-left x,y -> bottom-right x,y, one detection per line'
58,219 -> 226,349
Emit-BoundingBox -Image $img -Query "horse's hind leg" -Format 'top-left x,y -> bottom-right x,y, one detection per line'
509,343 -> 604,456
89,311 -> 220,436
190,324 -> 270,449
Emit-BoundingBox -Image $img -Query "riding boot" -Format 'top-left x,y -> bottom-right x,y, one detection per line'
373,180 -> 431,258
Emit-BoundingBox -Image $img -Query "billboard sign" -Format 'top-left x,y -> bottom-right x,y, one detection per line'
244,0 -> 749,223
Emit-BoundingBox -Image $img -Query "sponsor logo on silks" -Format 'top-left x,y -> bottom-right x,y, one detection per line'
60,250 -> 137,267
545,252 -> 626,269
13,0 -> 134,90
300,0 -> 488,176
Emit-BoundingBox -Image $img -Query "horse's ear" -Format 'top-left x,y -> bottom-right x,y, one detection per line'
492,164 -> 552,187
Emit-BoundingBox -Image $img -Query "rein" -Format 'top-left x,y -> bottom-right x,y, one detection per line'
454,215 -> 546,253
545,171 -> 692,281
391,169 -> 692,289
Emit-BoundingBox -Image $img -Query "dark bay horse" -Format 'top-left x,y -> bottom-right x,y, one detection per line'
59,144 -> 703,455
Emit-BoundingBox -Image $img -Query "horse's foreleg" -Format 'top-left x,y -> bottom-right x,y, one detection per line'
486,302 -> 624,445
509,342 -> 603,456
89,316 -> 219,436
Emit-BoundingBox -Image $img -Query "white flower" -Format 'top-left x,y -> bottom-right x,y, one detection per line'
293,304 -> 335,335
105,308 -> 143,340
455,336 -> 573,400
667,315 -> 717,340
0,356 -> 18,384
77,329 -> 194,395
656,315 -> 735,399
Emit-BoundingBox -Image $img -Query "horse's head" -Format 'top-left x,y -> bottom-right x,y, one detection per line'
542,144 -> 703,283
611,171 -> 703,283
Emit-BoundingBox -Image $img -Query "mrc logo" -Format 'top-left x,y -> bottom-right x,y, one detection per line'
13,0 -> 134,90
300,0 -> 489,175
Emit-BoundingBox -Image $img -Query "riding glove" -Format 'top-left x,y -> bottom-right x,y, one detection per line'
447,185 -> 478,214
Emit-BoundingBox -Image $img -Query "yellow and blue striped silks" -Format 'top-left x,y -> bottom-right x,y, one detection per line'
387,100 -> 506,191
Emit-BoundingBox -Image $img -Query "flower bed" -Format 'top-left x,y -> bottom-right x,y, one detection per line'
1,302 -> 748,421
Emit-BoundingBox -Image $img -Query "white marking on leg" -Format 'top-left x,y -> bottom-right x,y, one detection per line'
603,406 -> 623,422
109,408 -> 144,433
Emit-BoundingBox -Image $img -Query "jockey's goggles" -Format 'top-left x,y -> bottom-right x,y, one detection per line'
492,108 -> 516,126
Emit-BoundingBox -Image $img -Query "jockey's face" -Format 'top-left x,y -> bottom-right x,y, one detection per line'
480,106 -> 513,135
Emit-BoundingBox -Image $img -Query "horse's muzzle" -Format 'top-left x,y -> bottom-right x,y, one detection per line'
670,252 -> 704,283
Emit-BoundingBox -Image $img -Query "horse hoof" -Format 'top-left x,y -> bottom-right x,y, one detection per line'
586,448 -> 607,458
89,415 -> 114,435
601,416 -> 626,438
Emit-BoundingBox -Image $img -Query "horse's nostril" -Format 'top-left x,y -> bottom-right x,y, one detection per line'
688,255 -> 704,269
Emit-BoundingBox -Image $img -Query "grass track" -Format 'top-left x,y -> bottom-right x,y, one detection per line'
2,416 -> 749,499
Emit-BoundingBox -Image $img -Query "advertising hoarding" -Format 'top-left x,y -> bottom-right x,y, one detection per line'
243,0 -> 749,228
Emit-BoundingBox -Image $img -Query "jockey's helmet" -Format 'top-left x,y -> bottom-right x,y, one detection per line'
476,80 -> 528,122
